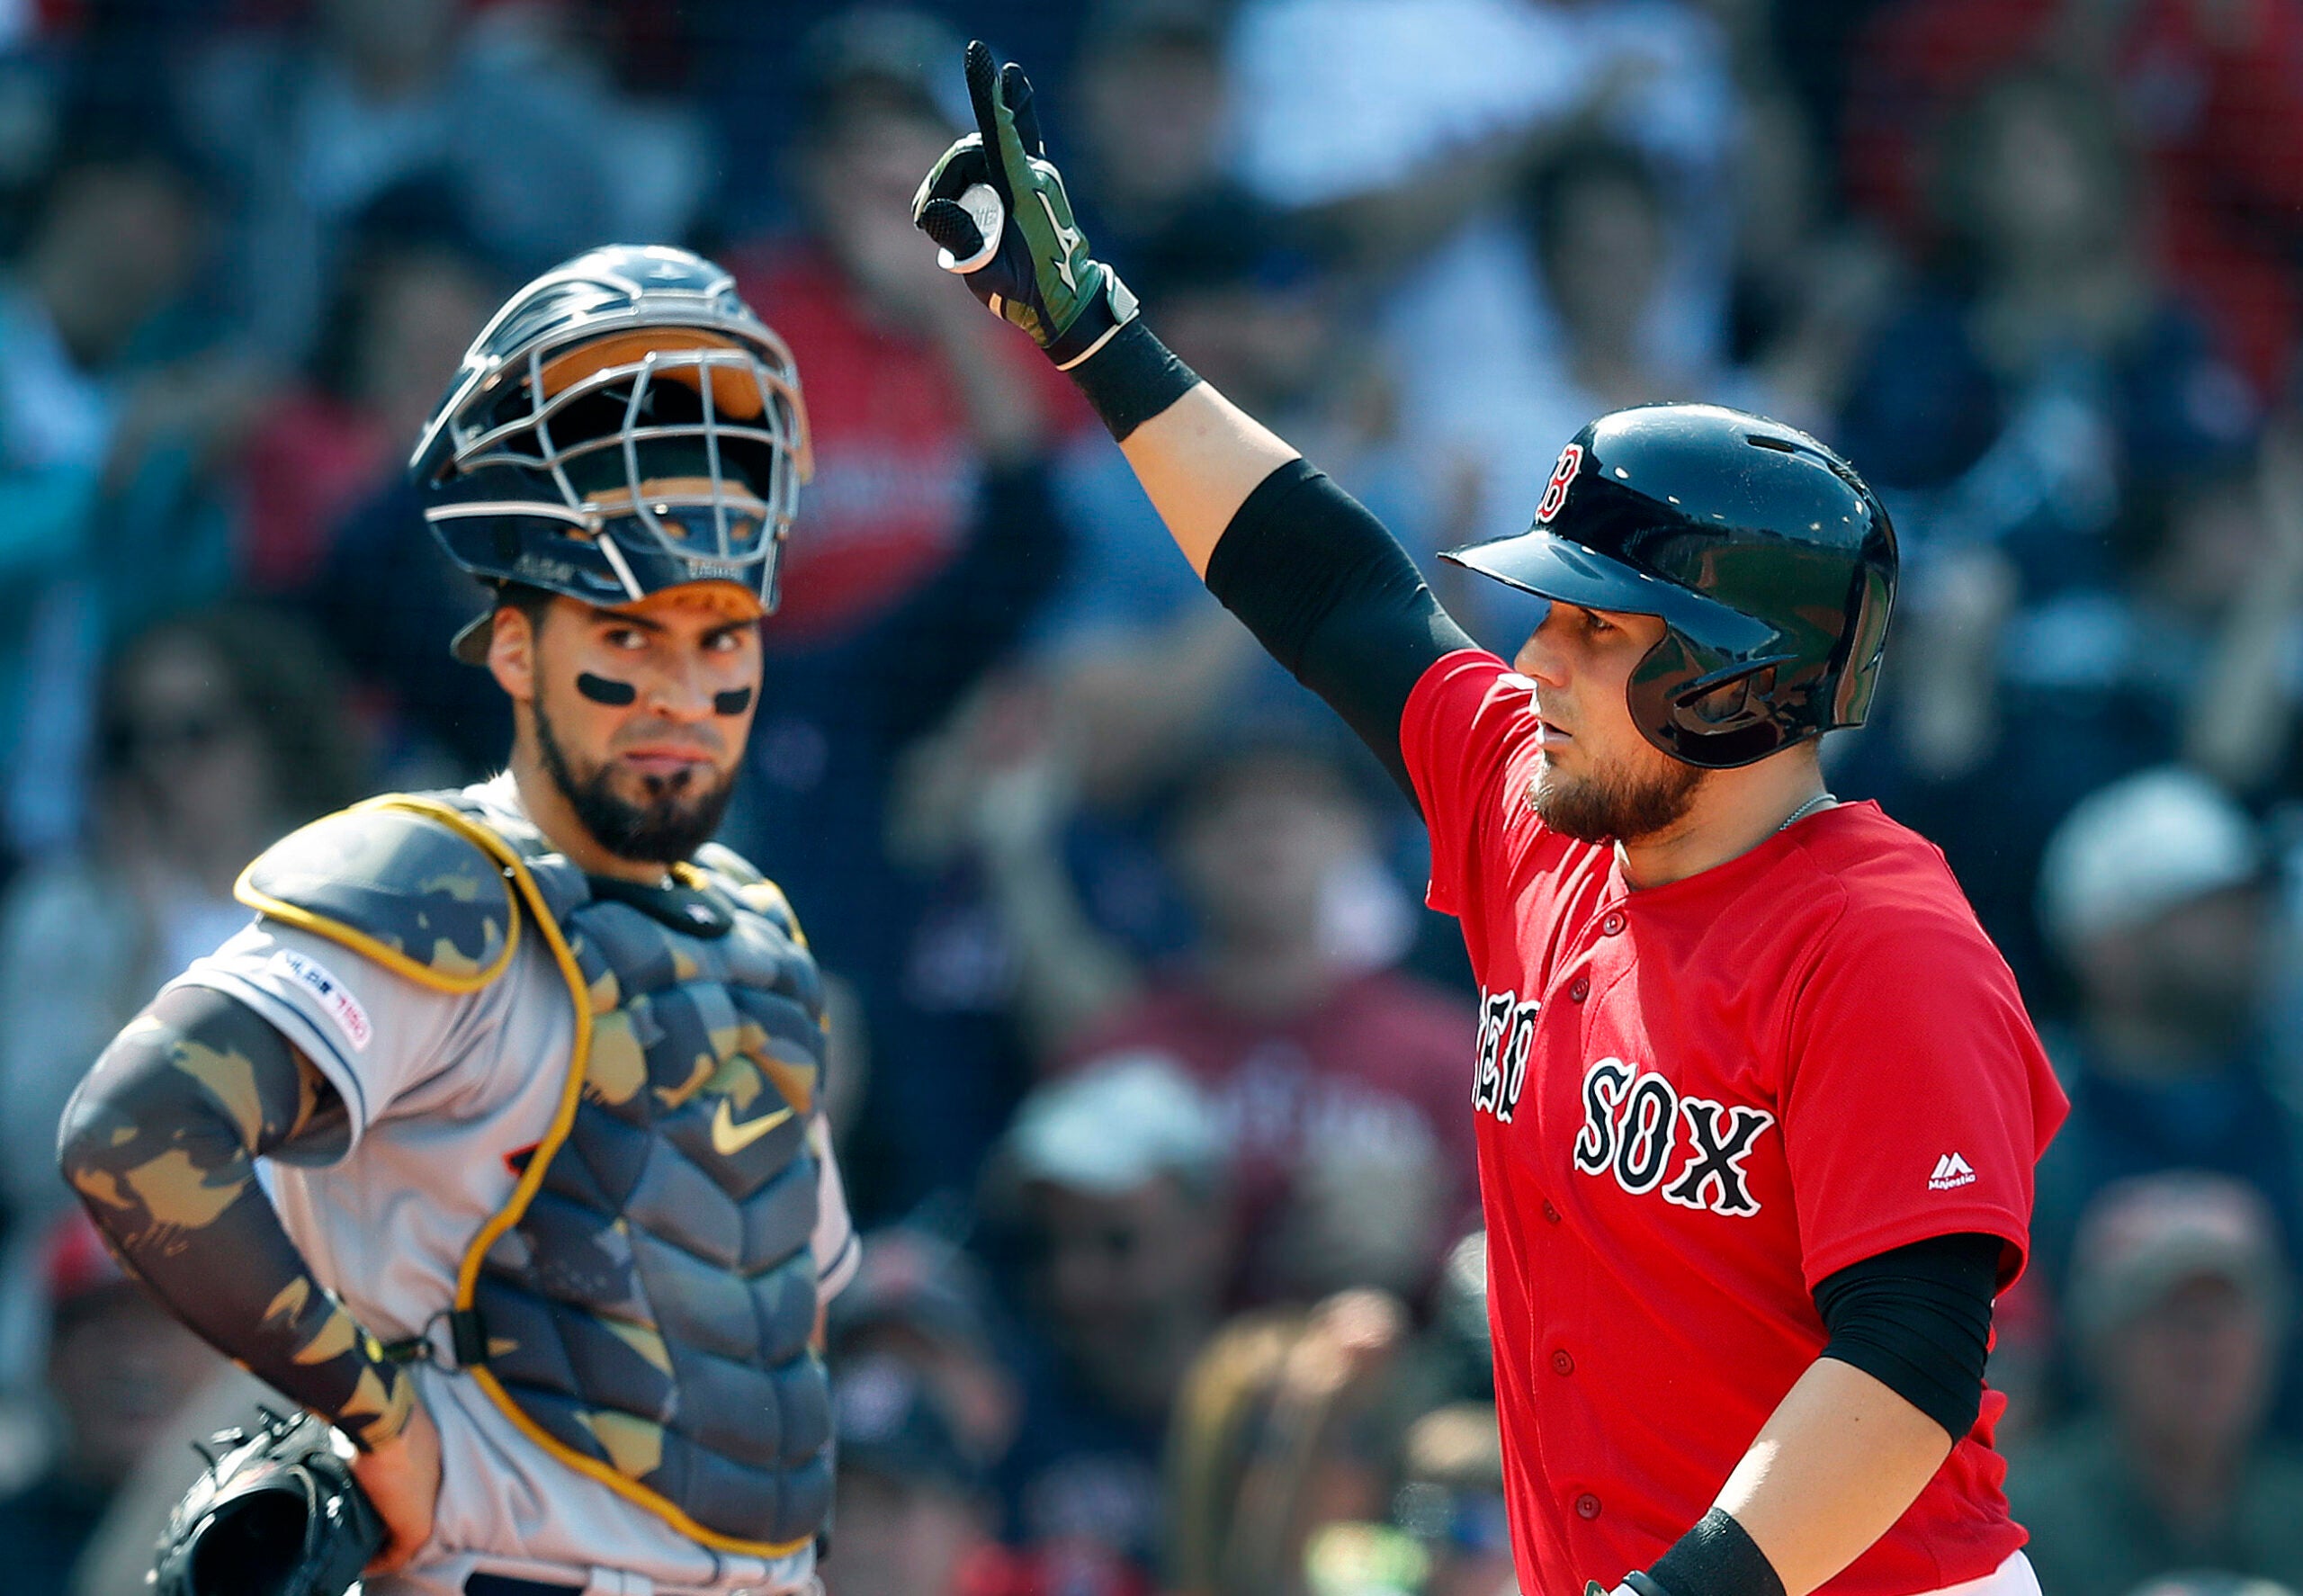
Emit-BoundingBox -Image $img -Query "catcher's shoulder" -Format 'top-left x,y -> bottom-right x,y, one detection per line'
690,842 -> 809,946
236,795 -> 521,992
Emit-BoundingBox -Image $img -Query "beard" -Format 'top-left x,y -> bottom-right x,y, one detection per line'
1529,747 -> 1704,843
533,695 -> 736,865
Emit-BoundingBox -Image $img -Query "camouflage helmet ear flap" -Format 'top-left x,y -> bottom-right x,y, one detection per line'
1441,404 -> 1898,771
413,245 -> 812,647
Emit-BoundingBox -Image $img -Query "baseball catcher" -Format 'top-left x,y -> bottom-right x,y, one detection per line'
62,245 -> 859,1596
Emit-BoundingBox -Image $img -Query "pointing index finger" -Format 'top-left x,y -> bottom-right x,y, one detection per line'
963,41 -> 1007,192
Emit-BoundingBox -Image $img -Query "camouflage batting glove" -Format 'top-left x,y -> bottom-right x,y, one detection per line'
912,40 -> 1138,370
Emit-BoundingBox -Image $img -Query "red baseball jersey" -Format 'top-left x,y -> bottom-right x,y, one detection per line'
1401,651 -> 2068,1596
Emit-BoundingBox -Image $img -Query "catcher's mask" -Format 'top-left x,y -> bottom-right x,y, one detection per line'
412,244 -> 813,662
1441,403 -> 1897,770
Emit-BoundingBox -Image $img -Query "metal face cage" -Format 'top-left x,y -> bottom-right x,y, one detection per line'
431,325 -> 811,601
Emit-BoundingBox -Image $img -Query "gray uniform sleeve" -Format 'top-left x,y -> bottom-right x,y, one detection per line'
169,918 -> 472,1152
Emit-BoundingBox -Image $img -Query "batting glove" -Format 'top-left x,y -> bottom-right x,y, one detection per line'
911,40 -> 1139,370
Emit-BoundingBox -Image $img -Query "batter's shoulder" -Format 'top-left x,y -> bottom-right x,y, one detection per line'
1797,803 -> 1985,923
235,796 -> 521,992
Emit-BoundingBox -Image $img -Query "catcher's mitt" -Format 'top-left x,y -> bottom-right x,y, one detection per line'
153,1406 -> 383,1596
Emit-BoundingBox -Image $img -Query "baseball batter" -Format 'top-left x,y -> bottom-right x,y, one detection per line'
910,44 -> 2069,1596
58,247 -> 858,1596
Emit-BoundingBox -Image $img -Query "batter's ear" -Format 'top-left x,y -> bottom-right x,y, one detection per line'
488,605 -> 536,704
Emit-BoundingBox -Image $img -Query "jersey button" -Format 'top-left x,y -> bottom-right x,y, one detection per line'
1552,1349 -> 1574,1376
1542,1199 -> 1562,1224
1576,1493 -> 1602,1520
1568,976 -> 1591,1002
1600,911 -> 1626,935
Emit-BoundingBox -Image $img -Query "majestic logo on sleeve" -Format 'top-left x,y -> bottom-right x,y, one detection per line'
1473,990 -> 1539,1123
1929,1152 -> 1977,1189
1572,1059 -> 1774,1216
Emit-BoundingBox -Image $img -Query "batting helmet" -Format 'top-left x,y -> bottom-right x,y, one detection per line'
1440,404 -> 1896,770
411,244 -> 812,662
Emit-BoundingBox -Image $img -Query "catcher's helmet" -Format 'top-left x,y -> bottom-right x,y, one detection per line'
1441,404 -> 1896,770
412,244 -> 811,661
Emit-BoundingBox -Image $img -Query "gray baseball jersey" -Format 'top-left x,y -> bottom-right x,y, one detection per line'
172,782 -> 858,1595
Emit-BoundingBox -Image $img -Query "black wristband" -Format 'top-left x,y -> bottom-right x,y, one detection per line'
1644,1510 -> 1786,1596
1067,319 -> 1200,442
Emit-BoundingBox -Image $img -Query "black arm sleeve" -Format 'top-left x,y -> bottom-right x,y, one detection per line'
1201,459 -> 1477,803
1812,1231 -> 2002,1442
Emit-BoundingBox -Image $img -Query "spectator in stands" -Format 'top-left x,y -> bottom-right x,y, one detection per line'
182,0 -> 704,364
0,605 -> 363,1355
1166,1288 -> 1411,1596
1435,133 -> 1785,639
825,1355 -> 1000,1596
237,230 -> 495,595
1837,68 -> 2254,599
986,1057 -> 1234,1587
725,6 -> 1079,1224
1839,409 -> 2303,1000
2029,770 -> 2303,1302
1393,1403 -> 1514,1596
829,1228 -> 1021,1474
2010,1173 -> 2303,1596
1033,194 -> 1438,820
1226,0 -> 1742,506
0,138 -> 255,865
1065,0 -> 1242,281
1842,0 -> 2303,399
1053,740 -> 1476,1303
0,1212 -> 220,1596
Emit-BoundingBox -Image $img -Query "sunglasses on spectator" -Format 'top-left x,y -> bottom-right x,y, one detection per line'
106,705 -> 248,762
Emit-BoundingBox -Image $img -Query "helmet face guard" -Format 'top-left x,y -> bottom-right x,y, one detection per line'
414,247 -> 813,643
1441,405 -> 1896,771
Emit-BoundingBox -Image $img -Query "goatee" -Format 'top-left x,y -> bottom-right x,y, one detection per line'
1530,754 -> 1703,843
534,697 -> 735,865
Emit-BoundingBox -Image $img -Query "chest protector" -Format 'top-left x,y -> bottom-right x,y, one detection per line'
237,790 -> 833,1556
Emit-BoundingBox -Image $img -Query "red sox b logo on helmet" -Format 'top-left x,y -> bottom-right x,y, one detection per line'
1536,444 -> 1583,525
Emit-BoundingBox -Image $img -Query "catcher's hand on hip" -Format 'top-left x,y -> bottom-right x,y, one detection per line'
354,1393 -> 442,1575
911,39 -> 1137,369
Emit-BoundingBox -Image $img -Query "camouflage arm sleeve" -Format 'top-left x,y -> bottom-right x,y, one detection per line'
56,984 -> 416,1449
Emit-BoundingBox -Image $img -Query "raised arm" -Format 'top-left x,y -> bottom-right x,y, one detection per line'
910,42 -> 1477,797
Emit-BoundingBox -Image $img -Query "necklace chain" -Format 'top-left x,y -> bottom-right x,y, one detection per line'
1777,792 -> 1838,835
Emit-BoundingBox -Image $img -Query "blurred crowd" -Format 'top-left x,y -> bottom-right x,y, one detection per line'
0,0 -> 2298,1592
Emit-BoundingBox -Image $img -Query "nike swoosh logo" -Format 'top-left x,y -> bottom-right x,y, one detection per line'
710,1098 -> 794,1156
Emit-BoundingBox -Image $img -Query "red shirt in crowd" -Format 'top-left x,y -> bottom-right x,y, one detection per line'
1842,0 -> 2303,398
1062,967 -> 1481,1297
235,392 -> 394,593
1401,651 -> 2068,1596
735,244 -> 1084,647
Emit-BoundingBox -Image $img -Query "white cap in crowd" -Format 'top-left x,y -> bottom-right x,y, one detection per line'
1000,1052 -> 1229,1197
2037,766 -> 2263,955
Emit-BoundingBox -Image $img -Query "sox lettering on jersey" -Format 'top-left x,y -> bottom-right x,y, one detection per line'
1572,1057 -> 1775,1217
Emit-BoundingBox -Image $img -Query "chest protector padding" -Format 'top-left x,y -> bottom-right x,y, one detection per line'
415,793 -> 834,1555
